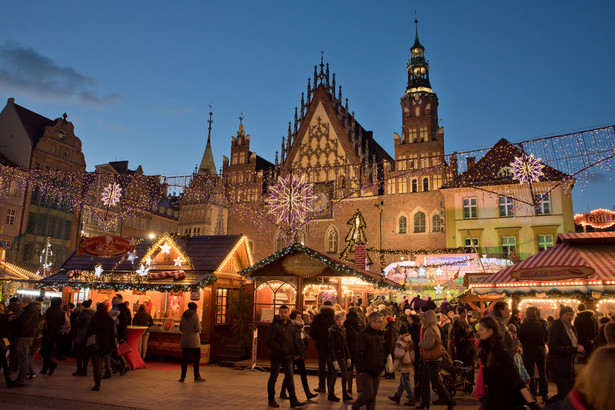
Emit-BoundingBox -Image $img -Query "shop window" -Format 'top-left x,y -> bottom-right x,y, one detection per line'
414,212 -> 426,233
463,198 -> 477,219
535,194 -> 551,215
499,196 -> 515,217
501,236 -> 516,259
216,288 -> 228,324
73,288 -> 90,305
432,214 -> 444,233
398,216 -> 407,234
5,208 -> 16,225
326,227 -> 338,253
537,234 -> 553,252
254,280 -> 297,322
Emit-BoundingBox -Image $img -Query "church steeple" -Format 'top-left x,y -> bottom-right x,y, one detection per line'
406,19 -> 432,93
197,110 -> 217,175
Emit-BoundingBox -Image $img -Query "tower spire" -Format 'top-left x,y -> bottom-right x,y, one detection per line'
406,17 -> 432,93
197,106 -> 217,175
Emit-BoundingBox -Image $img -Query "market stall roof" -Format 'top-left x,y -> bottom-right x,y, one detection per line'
240,243 -> 402,290
40,234 -> 252,290
472,232 -> 615,295
0,261 -> 41,281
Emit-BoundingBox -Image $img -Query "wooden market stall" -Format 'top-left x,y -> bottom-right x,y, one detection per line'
470,232 -> 615,318
40,233 -> 254,362
240,243 -> 402,361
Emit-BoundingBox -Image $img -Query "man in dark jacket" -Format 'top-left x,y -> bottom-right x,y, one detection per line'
547,306 -> 584,404
383,316 -> 399,379
309,300 -> 335,392
345,308 -> 364,395
266,305 -> 303,408
519,307 -> 549,402
9,297 -> 40,387
73,300 -> 94,376
40,297 -> 64,376
350,311 -> 385,410
573,303 -> 598,360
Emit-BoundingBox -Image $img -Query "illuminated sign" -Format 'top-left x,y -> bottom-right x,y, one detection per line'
574,209 -> 615,229
511,266 -> 594,281
77,236 -> 134,257
281,253 -> 327,277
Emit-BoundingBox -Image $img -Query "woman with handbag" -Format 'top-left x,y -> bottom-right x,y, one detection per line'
417,309 -> 455,409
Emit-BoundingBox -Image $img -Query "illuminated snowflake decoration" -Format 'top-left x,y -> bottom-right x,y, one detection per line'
101,182 -> 122,206
510,153 -> 545,184
265,175 -> 316,227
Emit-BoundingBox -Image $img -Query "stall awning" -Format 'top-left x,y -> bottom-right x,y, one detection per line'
472,232 -> 615,295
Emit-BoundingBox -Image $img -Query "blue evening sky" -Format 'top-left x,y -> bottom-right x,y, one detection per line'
1,1 -> 614,213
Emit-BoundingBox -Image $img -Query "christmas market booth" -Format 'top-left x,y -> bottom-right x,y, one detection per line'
239,243 -> 402,361
39,233 -> 254,363
470,232 -> 615,317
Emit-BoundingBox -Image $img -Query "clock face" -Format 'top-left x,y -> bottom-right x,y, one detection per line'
313,192 -> 328,212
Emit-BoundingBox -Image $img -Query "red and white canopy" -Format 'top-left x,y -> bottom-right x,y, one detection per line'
472,232 -> 615,294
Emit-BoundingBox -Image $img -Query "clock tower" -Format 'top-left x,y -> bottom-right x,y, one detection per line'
394,19 -> 446,189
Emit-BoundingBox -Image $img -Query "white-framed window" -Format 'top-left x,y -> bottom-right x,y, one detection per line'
537,234 -> 554,252
501,236 -> 516,259
414,212 -> 426,233
398,216 -> 407,234
5,208 -> 15,225
535,194 -> 551,215
326,227 -> 338,253
499,196 -> 515,217
216,288 -> 228,324
432,214 -> 444,233
463,198 -> 477,219
464,238 -> 479,249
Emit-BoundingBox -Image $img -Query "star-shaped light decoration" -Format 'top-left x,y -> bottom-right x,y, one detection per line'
435,267 -> 443,277
159,242 -> 172,254
434,283 -> 444,295
127,250 -> 137,263
94,264 -> 104,277
143,256 -> 152,266
101,182 -> 122,207
174,256 -> 184,267
510,153 -> 545,184
265,174 -> 316,228
136,264 -> 151,277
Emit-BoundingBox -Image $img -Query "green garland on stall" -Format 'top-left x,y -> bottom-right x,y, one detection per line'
239,243 -> 401,290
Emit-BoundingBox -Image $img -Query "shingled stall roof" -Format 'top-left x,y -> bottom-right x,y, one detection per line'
443,138 -> 569,188
41,235 -> 246,290
241,243 -> 402,290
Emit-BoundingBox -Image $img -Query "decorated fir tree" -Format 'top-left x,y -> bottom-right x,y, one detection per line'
340,209 -> 372,266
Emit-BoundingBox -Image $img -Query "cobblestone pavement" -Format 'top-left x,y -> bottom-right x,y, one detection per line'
0,359 -> 480,409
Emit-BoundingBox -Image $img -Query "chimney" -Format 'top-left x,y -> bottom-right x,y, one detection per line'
354,244 -> 366,271
466,156 -> 476,169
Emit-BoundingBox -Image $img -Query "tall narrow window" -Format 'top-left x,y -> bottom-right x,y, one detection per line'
398,216 -> 407,234
537,234 -> 553,252
463,198 -> 477,219
411,179 -> 418,193
501,236 -> 516,259
216,288 -> 228,324
423,178 -> 429,192
414,212 -> 426,233
432,214 -> 443,233
535,194 -> 551,215
6,208 -> 16,225
326,228 -> 338,253
499,196 -> 515,217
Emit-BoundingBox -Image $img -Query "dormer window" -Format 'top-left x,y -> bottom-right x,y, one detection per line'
498,167 -> 513,178
58,131 -> 66,139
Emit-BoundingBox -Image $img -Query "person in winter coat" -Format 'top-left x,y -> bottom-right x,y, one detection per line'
547,306 -> 585,404
73,300 -> 94,376
345,307 -> 364,395
131,304 -> 154,359
85,303 -> 116,391
508,308 -> 522,335
451,307 -> 475,379
0,304 -> 11,385
40,297 -> 64,376
351,311 -> 386,410
408,314 -> 423,401
477,316 -> 539,410
573,304 -> 598,360
116,302 -> 131,342
309,300 -> 335,393
488,301 -> 513,351
383,316 -> 399,379
518,306 -> 549,402
280,310 -> 317,401
8,297 -> 40,387
388,332 -> 416,406
327,314 -> 352,402
543,345 -> 615,410
417,309 -> 454,409
178,302 -> 205,383
266,305 -> 303,408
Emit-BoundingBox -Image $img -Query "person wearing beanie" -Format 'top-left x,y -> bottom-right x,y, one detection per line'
383,315 -> 399,380
85,302 -> 116,391
310,301 -> 335,393
547,306 -> 584,404
573,303 -> 598,360
73,299 -> 95,376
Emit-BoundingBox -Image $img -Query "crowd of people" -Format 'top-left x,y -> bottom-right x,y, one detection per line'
265,296 -> 615,410
0,293 -> 155,391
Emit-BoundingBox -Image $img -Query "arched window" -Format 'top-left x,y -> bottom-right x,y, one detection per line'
398,216 -> 407,234
326,227 -> 338,253
414,211 -> 426,233
423,177 -> 429,192
432,214 -> 444,233
274,231 -> 286,252
297,231 -> 307,246
411,179 -> 418,193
